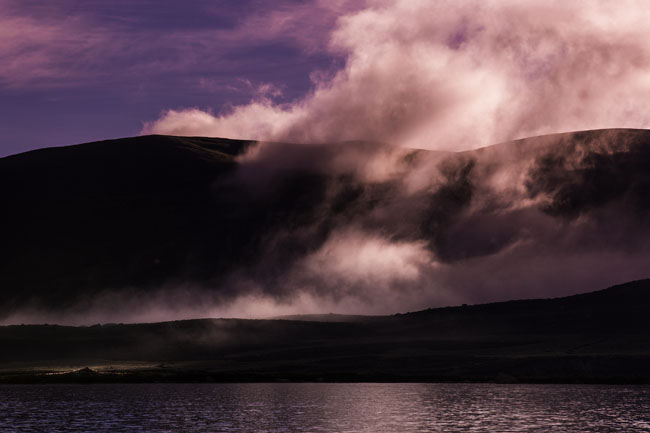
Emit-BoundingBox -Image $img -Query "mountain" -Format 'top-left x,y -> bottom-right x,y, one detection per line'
0,279 -> 649,383
1,129 -> 650,320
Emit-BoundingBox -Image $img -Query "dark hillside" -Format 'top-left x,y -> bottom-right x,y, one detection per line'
1,135 -> 255,309
0,280 -> 648,383
1,129 -> 650,320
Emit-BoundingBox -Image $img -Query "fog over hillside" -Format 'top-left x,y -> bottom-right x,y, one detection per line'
1,129 -> 649,324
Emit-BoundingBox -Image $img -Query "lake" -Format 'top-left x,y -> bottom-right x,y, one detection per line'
1,383 -> 649,432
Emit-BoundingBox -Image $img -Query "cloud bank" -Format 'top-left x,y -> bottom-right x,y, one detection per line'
145,0 -> 650,150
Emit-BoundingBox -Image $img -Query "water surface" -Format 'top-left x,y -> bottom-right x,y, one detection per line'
1,383 -> 649,432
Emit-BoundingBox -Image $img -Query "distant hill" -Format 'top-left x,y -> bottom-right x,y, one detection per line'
271,313 -> 374,322
0,279 -> 649,383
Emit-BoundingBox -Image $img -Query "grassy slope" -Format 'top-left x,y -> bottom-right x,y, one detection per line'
0,279 -> 649,383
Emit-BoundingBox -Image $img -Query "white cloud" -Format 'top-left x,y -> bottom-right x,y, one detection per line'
145,0 -> 650,150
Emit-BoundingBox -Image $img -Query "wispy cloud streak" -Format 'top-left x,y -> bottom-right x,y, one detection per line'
0,0 -> 358,89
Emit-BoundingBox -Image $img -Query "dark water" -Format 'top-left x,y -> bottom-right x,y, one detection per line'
1,383 -> 649,432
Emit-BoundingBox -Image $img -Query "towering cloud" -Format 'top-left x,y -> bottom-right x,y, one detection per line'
144,0 -> 650,150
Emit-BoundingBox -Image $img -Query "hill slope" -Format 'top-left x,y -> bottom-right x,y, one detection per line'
1,129 -> 650,320
0,279 -> 649,383
1,135 -> 254,310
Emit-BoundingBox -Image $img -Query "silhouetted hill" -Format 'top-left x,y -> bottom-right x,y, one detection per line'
0,279 -> 648,383
1,129 -> 650,320
1,135 -> 254,310
398,278 -> 650,334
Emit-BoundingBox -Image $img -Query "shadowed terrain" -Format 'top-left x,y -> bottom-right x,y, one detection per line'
1,135 -> 254,312
2,129 -> 650,321
0,279 -> 649,383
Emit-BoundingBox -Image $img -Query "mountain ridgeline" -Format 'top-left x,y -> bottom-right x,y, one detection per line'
1,129 -> 650,318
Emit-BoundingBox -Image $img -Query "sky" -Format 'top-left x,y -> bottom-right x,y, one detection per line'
0,0 -> 357,157
4,0 -> 650,158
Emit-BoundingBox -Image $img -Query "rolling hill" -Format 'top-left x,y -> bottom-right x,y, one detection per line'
1,129 -> 650,322
0,279 -> 648,383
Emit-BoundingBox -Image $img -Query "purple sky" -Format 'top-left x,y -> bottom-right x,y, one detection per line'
4,0 -> 650,158
0,0 -> 355,157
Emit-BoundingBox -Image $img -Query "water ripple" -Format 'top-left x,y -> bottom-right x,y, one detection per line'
1,383 -> 649,432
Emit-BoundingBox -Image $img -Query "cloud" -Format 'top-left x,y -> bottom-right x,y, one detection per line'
0,0 -> 355,89
145,0 -> 650,150
294,228 -> 433,293
238,129 -> 650,306
0,5 -> 109,87
219,0 -> 366,54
